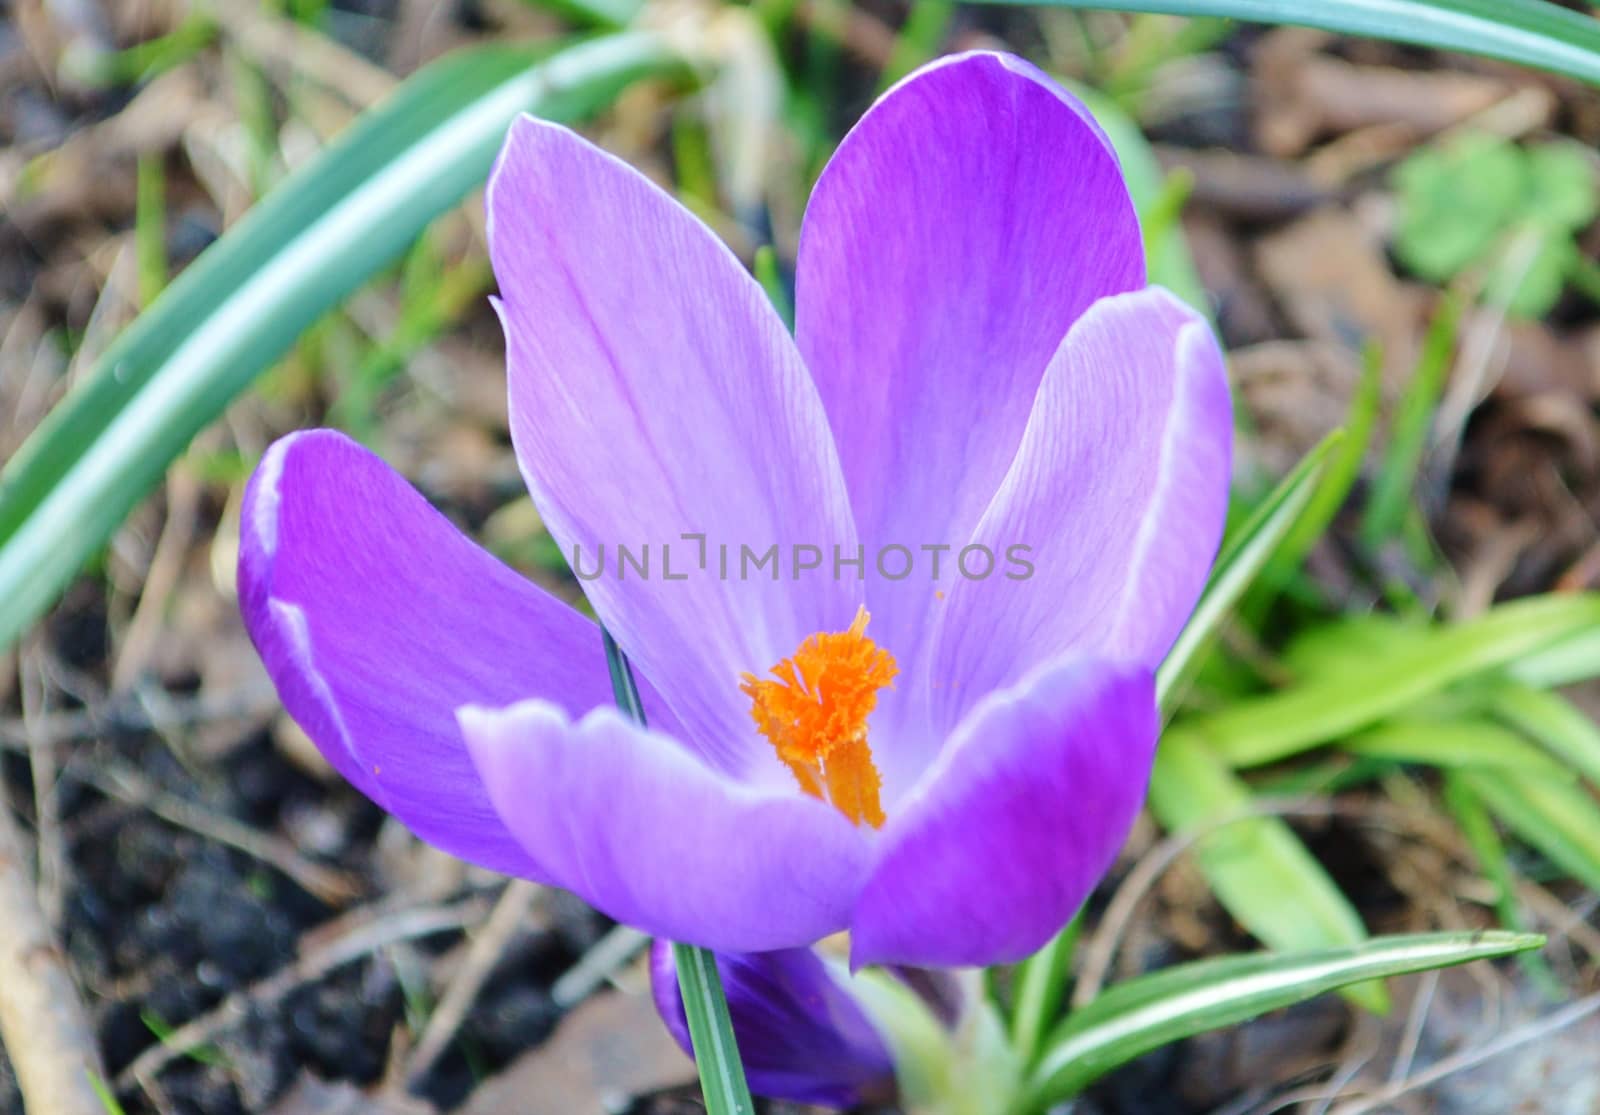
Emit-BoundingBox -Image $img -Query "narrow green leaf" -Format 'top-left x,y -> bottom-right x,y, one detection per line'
1157,433 -> 1338,713
752,245 -> 794,329
1278,613 -> 1429,681
1259,343 -> 1381,596
70,13 -> 216,87
1492,682 -> 1600,787
1462,768 -> 1600,894
0,32 -> 686,655
135,154 -> 168,307
1444,776 -> 1524,930
518,0 -> 645,28
1442,775 -> 1562,996
1101,14 -> 1234,108
1147,730 -> 1384,1011
670,943 -> 756,1115
1194,594 -> 1600,768
1363,293 -> 1461,544
972,0 -> 1600,88
601,630 -> 754,1115
1344,718 -> 1574,781
878,0 -> 956,88
88,1072 -> 129,1115
1011,912 -> 1082,1067
1507,624 -> 1600,689
1025,930 -> 1542,1106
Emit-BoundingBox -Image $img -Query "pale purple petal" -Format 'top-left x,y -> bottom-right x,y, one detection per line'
650,942 -> 896,1109
488,115 -> 860,785
460,700 -> 872,952
851,659 -> 1156,969
238,430 -> 681,878
930,288 -> 1231,738
795,51 -> 1144,713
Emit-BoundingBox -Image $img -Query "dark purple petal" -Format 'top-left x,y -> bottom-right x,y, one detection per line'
795,51 -> 1144,737
650,942 -> 896,1109
929,288 -> 1231,738
488,115 -> 860,785
461,701 -> 872,952
851,659 -> 1156,969
238,430 -> 684,878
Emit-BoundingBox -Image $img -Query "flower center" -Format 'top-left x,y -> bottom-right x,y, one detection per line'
740,605 -> 897,828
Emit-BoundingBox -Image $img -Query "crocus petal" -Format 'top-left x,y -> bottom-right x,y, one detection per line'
488,115 -> 860,784
851,659 -> 1156,969
930,288 -> 1231,738
461,700 -> 872,952
795,51 -> 1143,667
650,942 -> 896,1109
239,430 -> 680,879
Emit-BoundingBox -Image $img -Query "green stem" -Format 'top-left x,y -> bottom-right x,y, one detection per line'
600,629 -> 755,1115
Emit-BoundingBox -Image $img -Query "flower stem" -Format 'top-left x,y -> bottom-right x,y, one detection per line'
600,629 -> 755,1115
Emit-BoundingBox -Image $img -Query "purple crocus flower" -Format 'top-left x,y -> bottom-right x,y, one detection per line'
239,51 -> 1230,973
650,942 -> 898,1108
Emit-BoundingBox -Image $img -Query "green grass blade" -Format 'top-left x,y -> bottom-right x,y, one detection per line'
1444,776 -> 1526,930
1011,913 -> 1083,1067
1025,930 -> 1542,1106
1362,293 -> 1461,545
0,32 -> 684,655
1491,682 -> 1600,787
135,154 -> 168,307
1147,730 -> 1384,1011
1260,342 -> 1381,594
1507,625 -> 1600,689
1196,594 -> 1600,768
1462,768 -> 1600,894
519,0 -> 646,28
972,0 -> 1600,87
600,630 -> 754,1115
1442,775 -> 1562,996
670,943 -> 756,1115
1157,433 -> 1338,713
877,0 -> 957,88
1344,718 -> 1575,781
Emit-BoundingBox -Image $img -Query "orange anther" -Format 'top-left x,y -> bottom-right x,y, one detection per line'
740,606 -> 896,828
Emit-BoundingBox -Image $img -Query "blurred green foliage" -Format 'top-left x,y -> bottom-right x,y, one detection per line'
1393,132 -> 1598,317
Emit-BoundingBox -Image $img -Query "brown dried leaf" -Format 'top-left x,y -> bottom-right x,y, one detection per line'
1253,28 -> 1514,156
269,1075 -> 437,1115
1254,207 -> 1426,387
455,990 -> 694,1115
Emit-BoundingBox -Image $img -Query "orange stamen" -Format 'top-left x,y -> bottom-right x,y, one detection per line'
740,606 -> 896,828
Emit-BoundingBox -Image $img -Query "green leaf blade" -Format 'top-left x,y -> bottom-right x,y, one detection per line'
0,32 -> 685,654
1196,594 -> 1600,768
1492,682 -> 1600,788
602,630 -> 754,1115
1011,915 -> 1082,1067
1027,930 -> 1543,1106
1344,718 -> 1575,781
970,0 -> 1600,88
1462,768 -> 1600,894
1157,433 -> 1339,713
1147,731 -> 1383,1009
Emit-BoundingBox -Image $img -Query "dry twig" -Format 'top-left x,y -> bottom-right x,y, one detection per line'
82,760 -> 361,905
0,797 -> 108,1115
1327,992 -> 1600,1115
0,682 -> 278,752
401,879 -> 542,1087
551,924 -> 651,1009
